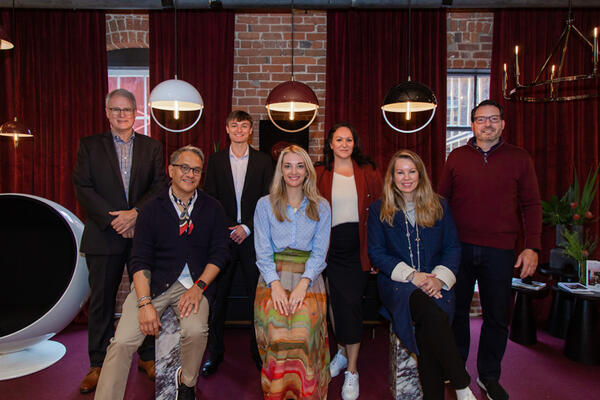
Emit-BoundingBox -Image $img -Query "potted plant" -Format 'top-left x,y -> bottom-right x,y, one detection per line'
561,229 -> 598,284
542,165 -> 599,245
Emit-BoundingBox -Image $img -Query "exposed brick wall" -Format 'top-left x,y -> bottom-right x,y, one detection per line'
233,11 -> 327,162
106,13 -> 149,50
447,12 -> 493,69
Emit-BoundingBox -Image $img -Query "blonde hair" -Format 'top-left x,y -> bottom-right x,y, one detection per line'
380,149 -> 443,227
269,145 -> 322,222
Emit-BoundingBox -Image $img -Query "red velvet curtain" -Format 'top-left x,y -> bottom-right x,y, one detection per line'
490,8 -> 600,258
0,9 -> 107,215
326,9 -> 447,184
149,10 -> 234,163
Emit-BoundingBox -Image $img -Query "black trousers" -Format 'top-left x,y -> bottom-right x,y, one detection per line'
451,243 -> 514,381
86,251 -> 154,367
327,223 -> 368,345
410,290 -> 470,400
208,236 -> 260,359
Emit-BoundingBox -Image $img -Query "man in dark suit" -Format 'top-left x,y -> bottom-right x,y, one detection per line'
73,88 -> 168,393
201,110 -> 274,375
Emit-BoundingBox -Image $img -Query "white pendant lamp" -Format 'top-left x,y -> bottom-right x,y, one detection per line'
148,0 -> 203,133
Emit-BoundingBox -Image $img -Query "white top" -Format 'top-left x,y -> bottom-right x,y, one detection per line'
331,172 -> 359,227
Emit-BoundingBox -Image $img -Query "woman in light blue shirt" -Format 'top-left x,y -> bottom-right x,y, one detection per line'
253,145 -> 331,400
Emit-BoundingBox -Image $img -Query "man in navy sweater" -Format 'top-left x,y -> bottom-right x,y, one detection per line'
95,145 -> 229,400
439,100 -> 542,400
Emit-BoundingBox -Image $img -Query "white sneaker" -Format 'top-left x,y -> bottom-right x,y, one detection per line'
456,386 -> 477,400
329,349 -> 348,378
342,371 -> 359,400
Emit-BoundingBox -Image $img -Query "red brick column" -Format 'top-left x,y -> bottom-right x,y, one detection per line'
233,11 -> 327,162
447,12 -> 493,70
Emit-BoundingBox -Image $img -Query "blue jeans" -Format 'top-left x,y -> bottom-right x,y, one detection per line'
451,243 -> 514,380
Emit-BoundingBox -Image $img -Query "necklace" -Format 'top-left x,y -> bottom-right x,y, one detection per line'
403,211 -> 421,272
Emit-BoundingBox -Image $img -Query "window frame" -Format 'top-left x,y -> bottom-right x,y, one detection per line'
446,68 -> 490,157
108,67 -> 150,136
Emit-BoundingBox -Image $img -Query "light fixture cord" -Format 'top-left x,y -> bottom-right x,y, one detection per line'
174,0 -> 178,79
407,0 -> 412,81
291,0 -> 295,80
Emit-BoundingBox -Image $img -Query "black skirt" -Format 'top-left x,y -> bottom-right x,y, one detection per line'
327,222 -> 368,344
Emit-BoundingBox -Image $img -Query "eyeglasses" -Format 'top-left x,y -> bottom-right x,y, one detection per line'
108,107 -> 135,115
473,115 -> 502,124
172,163 -> 202,176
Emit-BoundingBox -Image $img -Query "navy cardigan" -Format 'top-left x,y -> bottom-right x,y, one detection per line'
368,198 -> 461,354
129,188 -> 230,302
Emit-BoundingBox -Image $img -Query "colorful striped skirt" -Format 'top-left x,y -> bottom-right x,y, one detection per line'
254,248 -> 330,400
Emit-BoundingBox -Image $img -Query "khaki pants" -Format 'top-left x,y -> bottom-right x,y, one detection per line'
95,281 -> 209,400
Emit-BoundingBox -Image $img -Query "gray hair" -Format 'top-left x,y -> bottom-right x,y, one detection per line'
170,145 -> 205,165
105,88 -> 137,110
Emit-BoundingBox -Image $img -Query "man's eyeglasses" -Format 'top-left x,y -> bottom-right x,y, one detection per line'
108,107 -> 135,115
172,163 -> 202,176
473,115 -> 502,124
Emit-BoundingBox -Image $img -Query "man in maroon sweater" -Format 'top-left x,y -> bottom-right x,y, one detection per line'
439,100 -> 542,400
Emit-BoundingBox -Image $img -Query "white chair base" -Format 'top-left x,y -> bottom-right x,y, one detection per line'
0,340 -> 66,380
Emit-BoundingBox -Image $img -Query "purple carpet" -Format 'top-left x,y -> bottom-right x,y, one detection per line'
0,319 -> 598,399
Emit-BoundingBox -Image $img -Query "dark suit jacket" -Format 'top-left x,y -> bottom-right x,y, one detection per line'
129,188 -> 229,301
203,146 -> 273,233
73,131 -> 168,255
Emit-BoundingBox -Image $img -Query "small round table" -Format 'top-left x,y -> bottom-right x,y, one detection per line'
560,288 -> 600,365
539,264 -> 578,338
509,283 -> 549,345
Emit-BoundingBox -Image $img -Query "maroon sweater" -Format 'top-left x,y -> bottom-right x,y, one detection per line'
438,139 -> 542,251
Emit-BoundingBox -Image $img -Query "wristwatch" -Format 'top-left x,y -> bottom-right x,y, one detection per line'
196,279 -> 207,290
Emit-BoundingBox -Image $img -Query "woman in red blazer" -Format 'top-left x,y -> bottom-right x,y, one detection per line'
315,122 -> 382,400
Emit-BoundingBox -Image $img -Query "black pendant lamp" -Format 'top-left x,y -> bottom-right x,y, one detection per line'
381,0 -> 437,134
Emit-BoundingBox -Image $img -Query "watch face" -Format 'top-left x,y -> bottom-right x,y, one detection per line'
196,280 -> 207,290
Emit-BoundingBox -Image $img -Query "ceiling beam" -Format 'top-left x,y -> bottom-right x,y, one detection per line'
0,0 -> 599,10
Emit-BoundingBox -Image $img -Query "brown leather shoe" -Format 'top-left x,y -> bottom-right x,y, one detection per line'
79,367 -> 101,394
138,358 -> 156,380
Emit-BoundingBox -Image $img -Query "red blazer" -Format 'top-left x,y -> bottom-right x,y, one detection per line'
316,160 -> 383,271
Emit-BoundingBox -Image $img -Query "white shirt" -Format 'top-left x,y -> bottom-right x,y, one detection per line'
229,145 -> 251,235
331,173 -> 359,227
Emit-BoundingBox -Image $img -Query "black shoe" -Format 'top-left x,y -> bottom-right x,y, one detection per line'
477,377 -> 508,400
200,355 -> 223,376
175,367 -> 196,400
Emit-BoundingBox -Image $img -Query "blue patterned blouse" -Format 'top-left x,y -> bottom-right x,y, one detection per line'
253,194 -> 331,285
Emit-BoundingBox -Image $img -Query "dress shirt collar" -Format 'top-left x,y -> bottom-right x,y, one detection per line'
113,132 -> 135,144
229,144 -> 249,161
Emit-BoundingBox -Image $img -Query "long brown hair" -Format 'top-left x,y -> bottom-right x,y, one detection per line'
269,145 -> 323,222
379,149 -> 443,227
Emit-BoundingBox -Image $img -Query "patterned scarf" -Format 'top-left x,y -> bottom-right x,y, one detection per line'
172,191 -> 195,236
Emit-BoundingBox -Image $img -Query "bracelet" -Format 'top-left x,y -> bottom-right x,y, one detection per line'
138,302 -> 152,309
407,271 -> 416,283
137,296 -> 151,306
